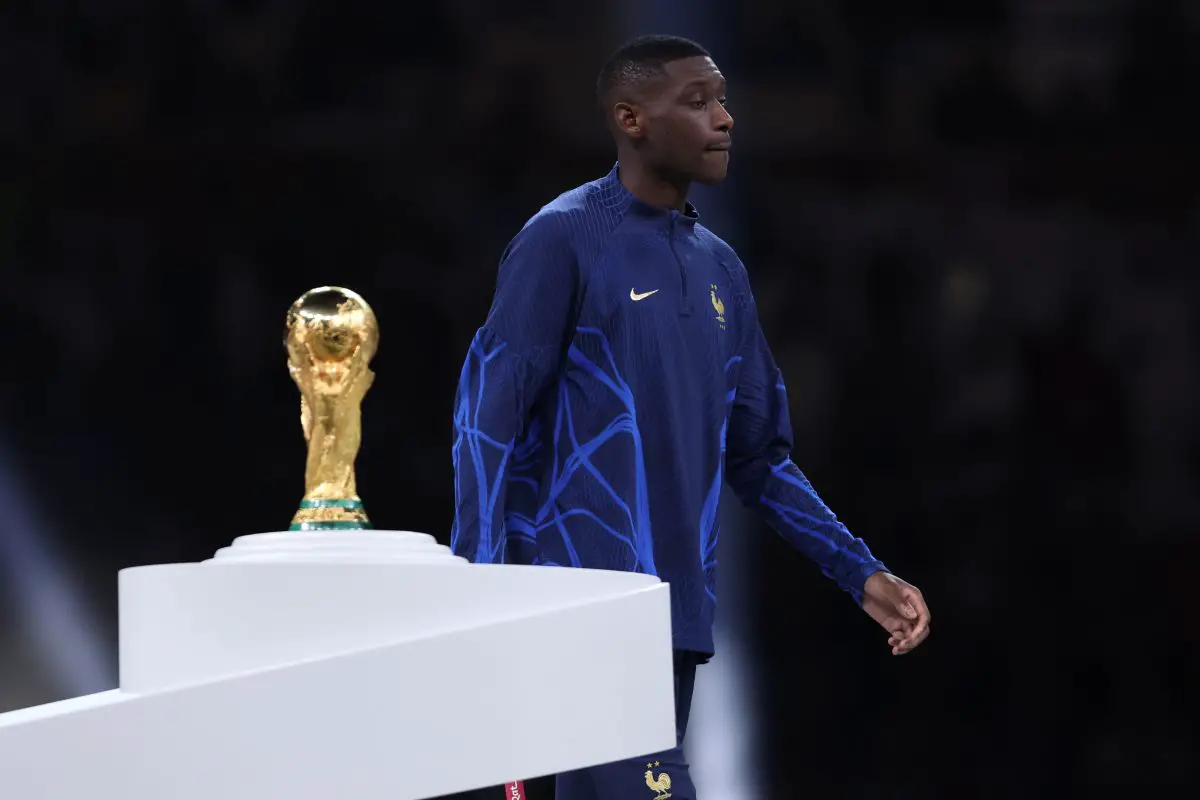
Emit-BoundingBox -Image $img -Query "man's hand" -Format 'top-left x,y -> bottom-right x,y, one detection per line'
862,572 -> 931,656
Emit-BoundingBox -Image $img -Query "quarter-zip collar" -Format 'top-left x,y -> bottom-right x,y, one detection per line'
600,162 -> 700,232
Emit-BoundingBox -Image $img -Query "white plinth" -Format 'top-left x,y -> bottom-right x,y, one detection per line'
0,530 -> 676,799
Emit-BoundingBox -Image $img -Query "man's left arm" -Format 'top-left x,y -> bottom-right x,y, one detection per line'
725,311 -> 931,654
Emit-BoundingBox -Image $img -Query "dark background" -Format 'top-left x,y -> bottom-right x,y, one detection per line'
1,1 -> 1197,796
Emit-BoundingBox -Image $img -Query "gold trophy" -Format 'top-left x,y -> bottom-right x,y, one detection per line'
285,286 -> 378,531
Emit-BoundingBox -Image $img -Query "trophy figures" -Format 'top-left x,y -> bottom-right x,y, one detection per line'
284,287 -> 378,531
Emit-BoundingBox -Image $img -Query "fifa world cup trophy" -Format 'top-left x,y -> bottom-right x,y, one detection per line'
284,286 -> 379,530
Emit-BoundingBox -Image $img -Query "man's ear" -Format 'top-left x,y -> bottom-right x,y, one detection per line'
613,102 -> 645,139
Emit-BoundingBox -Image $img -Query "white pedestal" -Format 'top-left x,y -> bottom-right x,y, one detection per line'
0,531 -> 676,799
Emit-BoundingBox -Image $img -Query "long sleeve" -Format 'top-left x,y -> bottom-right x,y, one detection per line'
451,212 -> 579,564
725,315 -> 887,603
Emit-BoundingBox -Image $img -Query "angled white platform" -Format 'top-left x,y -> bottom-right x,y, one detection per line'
0,531 -> 675,799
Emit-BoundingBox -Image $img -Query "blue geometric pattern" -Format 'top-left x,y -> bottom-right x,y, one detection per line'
560,328 -> 655,574
450,331 -> 512,564
750,379 -> 883,605
698,355 -> 742,602
453,325 -> 659,575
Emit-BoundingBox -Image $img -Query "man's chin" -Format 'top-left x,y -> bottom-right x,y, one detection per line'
696,149 -> 731,185
695,170 -> 727,186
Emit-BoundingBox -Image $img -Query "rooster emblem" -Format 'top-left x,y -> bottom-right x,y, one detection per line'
710,285 -> 726,324
644,762 -> 672,799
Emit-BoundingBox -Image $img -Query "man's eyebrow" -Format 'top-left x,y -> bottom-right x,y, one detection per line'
679,77 -> 723,92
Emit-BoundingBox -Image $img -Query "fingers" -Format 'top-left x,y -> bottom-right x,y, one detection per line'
891,586 -> 931,656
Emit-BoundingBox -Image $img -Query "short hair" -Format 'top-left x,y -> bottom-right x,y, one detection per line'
596,35 -> 710,103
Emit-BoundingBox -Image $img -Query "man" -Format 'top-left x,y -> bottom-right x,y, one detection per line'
452,35 -> 931,799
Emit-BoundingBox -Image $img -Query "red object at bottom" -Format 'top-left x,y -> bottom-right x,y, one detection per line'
505,781 -> 526,800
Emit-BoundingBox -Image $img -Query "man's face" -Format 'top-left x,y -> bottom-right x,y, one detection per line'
640,56 -> 734,185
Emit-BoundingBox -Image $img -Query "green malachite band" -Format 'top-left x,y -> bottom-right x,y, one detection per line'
297,499 -> 364,510
288,521 -> 374,531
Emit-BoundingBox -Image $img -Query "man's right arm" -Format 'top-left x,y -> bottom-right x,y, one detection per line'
451,212 -> 579,564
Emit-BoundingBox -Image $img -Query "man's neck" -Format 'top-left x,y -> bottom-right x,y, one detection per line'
617,159 -> 690,212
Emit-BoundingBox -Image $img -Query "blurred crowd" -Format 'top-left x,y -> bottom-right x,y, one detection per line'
2,0 -> 1197,794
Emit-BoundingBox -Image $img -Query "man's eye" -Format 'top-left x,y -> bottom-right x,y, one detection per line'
690,100 -> 706,109
717,97 -> 729,107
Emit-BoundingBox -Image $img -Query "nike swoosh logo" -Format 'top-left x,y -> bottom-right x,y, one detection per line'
630,288 -> 660,301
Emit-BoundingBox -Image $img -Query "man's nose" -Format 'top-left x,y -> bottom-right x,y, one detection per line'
714,104 -> 733,132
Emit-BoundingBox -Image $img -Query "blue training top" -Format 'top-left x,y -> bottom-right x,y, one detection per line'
452,164 -> 886,654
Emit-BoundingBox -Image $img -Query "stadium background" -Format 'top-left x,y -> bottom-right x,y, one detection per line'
1,1 -> 1196,795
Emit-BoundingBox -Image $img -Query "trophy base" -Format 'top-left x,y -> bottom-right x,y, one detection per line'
206,529 -> 466,565
289,521 -> 374,531
288,497 -> 372,531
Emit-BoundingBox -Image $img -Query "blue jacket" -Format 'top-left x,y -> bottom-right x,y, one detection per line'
452,165 -> 886,654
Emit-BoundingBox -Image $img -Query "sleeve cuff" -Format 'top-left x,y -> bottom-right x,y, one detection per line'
843,559 -> 888,605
